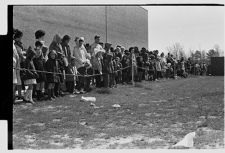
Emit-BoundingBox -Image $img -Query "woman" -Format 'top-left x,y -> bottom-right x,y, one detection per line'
14,29 -> 26,101
49,34 -> 65,97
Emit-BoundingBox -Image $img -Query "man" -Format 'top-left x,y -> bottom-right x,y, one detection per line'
72,37 -> 91,93
90,35 -> 105,88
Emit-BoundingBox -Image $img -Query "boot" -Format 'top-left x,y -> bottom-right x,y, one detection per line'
27,90 -> 35,104
48,89 -> 53,101
51,89 -> 56,99
40,91 -> 45,100
36,90 -> 41,101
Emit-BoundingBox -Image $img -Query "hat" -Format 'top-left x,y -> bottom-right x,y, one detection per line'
94,35 -> 100,39
79,37 -> 84,42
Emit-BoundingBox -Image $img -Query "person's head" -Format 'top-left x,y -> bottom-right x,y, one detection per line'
160,52 -> 164,57
13,29 -> 23,41
53,34 -> 61,44
129,47 -> 134,53
74,36 -> 79,46
62,35 -> 71,44
105,43 -> 112,51
35,41 -> 43,57
121,46 -> 125,54
26,46 -> 36,60
99,42 -> 104,48
110,47 -> 114,53
94,35 -> 100,44
115,46 -> 121,53
35,30 -> 45,41
48,50 -> 57,60
78,37 -> 84,47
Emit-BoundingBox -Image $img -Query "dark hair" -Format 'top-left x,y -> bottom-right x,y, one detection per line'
13,29 -> 23,39
129,47 -> 134,52
35,41 -> 43,48
35,30 -> 45,39
62,35 -> 71,42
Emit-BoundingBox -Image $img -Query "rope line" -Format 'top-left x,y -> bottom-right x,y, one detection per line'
13,66 -> 131,77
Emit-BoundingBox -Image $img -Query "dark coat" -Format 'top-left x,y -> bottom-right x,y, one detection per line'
33,55 -> 46,83
45,58 -> 60,83
22,59 -> 38,80
102,52 -> 114,74
61,42 -> 72,64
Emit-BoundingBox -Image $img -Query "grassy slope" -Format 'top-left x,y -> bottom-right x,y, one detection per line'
13,76 -> 224,149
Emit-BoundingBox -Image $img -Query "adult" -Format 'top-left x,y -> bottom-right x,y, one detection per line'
13,29 -> 26,101
61,35 -> 74,93
72,37 -> 91,93
49,34 -> 65,97
90,35 -> 105,88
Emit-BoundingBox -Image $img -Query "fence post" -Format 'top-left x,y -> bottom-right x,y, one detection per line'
132,53 -> 135,86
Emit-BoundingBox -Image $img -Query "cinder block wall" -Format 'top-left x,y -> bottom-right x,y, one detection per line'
13,6 -> 148,50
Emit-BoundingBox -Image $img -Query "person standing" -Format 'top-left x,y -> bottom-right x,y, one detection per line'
33,41 -> 47,101
23,47 -> 38,104
13,29 -> 26,101
102,43 -> 114,88
61,35 -> 74,93
49,34 -> 65,97
72,37 -> 91,93
45,50 -> 60,101
90,35 -> 105,88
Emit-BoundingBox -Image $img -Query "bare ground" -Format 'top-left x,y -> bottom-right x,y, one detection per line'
13,76 -> 224,149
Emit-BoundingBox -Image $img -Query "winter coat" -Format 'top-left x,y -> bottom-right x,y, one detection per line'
22,59 -> 38,81
45,58 -> 60,83
102,52 -> 114,74
33,55 -> 46,83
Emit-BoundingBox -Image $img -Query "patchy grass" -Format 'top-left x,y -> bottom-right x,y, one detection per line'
96,88 -> 112,94
13,76 -> 224,149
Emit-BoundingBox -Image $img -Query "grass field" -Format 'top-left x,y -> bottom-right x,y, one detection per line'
13,76 -> 224,149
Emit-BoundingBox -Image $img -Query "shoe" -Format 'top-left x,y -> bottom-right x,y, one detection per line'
27,100 -> 35,104
80,89 -> 86,94
51,89 -> 56,99
74,89 -> 80,94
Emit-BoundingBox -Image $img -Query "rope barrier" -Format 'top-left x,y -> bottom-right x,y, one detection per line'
13,66 -> 131,78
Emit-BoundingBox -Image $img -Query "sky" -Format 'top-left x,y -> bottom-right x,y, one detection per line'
142,6 -> 224,56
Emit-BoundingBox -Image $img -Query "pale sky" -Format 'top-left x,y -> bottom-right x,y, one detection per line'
143,6 -> 224,56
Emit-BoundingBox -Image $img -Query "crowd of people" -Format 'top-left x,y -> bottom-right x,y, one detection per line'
13,29 -> 208,104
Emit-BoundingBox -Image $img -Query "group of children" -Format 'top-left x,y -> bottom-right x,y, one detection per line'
13,28 -> 208,104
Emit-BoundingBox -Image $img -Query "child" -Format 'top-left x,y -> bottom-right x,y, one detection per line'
148,59 -> 155,81
33,41 -> 46,101
115,57 -> 122,84
65,56 -> 76,94
23,47 -> 38,104
45,50 -> 60,101
155,57 -> 162,80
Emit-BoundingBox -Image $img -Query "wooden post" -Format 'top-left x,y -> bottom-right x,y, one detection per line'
132,52 -> 135,86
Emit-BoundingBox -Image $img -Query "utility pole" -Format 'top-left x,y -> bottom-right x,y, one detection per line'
105,6 -> 108,43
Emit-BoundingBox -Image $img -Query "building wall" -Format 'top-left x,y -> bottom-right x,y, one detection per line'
13,6 -> 148,49
210,57 -> 224,76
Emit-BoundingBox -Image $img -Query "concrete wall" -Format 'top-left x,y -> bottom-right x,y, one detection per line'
13,6 -> 148,49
